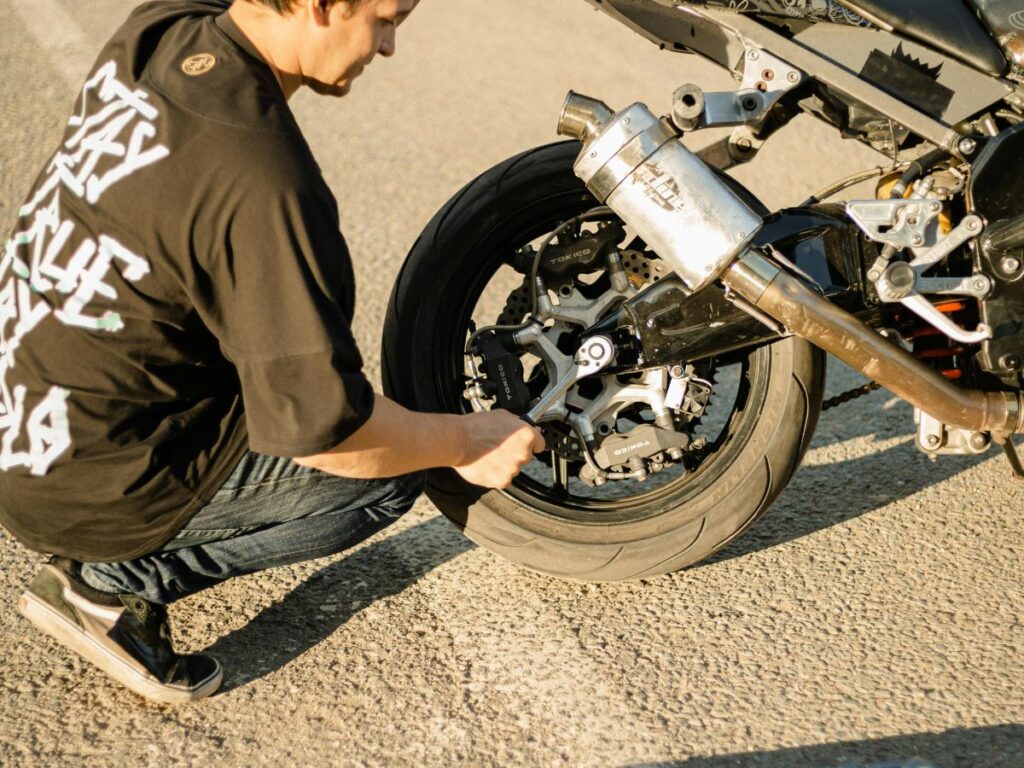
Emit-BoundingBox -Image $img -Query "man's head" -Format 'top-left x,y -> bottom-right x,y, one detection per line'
232,0 -> 420,98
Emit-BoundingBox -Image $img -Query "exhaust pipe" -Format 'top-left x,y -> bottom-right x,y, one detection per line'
557,92 -> 614,143
560,91 -> 1024,434
725,251 -> 1024,433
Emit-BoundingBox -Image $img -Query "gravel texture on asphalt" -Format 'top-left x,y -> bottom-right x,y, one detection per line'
0,1 -> 1021,766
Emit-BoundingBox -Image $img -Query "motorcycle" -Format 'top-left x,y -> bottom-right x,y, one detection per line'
380,0 -> 1024,581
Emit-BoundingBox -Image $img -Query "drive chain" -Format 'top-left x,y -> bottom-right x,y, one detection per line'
821,381 -> 882,412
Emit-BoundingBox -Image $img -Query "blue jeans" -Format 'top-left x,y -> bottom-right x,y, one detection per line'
80,452 -> 426,605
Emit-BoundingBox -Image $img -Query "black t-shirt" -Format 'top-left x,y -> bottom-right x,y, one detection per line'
0,1 -> 375,561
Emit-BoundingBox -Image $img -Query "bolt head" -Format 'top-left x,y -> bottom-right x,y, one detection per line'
929,202 -> 942,213
966,219 -> 980,231
911,235 -> 924,246
925,434 -> 940,447
787,71 -> 800,83
958,138 -> 977,155
1001,256 -> 1022,274
1000,354 -> 1022,371
749,50 -> 760,60
969,433 -> 988,449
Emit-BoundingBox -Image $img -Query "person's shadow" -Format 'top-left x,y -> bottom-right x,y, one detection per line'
205,512 -> 474,692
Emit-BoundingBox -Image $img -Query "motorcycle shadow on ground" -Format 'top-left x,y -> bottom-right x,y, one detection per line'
625,723 -> 1024,768
201,511 -> 474,693
704,418 -> 992,568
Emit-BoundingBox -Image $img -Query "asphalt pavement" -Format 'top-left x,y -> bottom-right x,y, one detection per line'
0,1 -> 1022,766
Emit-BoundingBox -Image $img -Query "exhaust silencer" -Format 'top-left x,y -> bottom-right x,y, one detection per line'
725,251 -> 1024,434
557,92 -> 762,292
560,91 -> 1024,434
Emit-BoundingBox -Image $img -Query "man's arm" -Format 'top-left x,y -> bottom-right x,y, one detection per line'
293,395 -> 545,489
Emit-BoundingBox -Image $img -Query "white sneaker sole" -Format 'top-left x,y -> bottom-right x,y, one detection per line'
18,590 -> 222,705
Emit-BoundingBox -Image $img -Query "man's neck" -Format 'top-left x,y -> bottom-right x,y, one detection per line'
226,2 -> 304,100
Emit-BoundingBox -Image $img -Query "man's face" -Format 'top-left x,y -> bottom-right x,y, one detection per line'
302,0 -> 419,97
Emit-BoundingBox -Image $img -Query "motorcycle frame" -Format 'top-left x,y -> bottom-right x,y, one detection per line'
581,0 -> 1017,161
573,0 -> 1024,382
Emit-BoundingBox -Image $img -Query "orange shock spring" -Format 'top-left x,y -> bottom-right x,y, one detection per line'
908,300 -> 971,380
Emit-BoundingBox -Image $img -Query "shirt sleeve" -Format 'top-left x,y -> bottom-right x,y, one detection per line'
188,161 -> 374,457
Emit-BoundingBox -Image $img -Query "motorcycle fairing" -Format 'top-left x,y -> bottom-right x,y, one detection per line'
582,0 -> 742,69
590,0 -> 1010,76
673,0 -> 870,26
837,0 -> 1008,75
972,0 -> 1024,68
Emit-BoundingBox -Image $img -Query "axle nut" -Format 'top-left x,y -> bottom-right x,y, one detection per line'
1000,354 -> 1022,371
1001,256 -> 1022,275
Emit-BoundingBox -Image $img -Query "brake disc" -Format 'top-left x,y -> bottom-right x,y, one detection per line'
497,282 -> 532,326
492,245 -> 717,470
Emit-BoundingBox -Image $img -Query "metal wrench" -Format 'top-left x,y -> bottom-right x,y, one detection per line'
523,335 -> 615,425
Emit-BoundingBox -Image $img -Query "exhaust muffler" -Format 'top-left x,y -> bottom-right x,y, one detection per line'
559,92 -> 1024,434
557,92 -> 762,293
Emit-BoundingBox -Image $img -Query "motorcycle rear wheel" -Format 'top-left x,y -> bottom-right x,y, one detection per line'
381,141 -> 825,581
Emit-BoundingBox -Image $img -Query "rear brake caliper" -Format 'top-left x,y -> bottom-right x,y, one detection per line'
466,331 -> 531,414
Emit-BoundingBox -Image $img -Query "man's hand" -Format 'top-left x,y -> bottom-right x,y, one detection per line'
453,410 -> 545,489
294,395 -> 544,486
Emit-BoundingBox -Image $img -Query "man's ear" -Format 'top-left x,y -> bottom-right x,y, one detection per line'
308,0 -> 332,26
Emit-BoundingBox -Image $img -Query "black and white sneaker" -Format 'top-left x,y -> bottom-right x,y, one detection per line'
18,557 -> 222,704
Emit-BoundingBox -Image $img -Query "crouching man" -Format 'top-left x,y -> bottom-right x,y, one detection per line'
2,0 -> 541,704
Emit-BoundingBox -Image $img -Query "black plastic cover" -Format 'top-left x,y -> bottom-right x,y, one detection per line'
970,0 -> 1024,68
837,0 -> 1008,75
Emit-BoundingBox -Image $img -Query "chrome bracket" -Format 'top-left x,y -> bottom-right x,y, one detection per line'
671,48 -> 803,132
914,274 -> 992,298
846,199 -> 944,251
695,125 -> 765,170
915,408 -> 991,456
908,214 -> 985,272
853,207 -> 992,344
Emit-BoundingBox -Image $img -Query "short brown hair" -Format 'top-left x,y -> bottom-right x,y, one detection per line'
247,0 -> 358,13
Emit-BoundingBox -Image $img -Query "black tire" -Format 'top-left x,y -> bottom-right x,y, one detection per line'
381,141 -> 825,581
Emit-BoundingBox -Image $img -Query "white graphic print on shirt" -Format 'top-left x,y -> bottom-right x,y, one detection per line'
1,61 -> 168,475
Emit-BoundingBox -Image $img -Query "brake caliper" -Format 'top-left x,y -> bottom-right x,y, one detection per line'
470,331 -> 531,414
